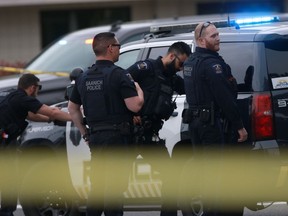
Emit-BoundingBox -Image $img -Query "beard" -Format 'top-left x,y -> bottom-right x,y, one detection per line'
165,59 -> 177,77
205,40 -> 220,52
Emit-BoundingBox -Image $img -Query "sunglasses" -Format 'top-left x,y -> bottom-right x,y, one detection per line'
110,44 -> 121,49
174,54 -> 184,68
35,84 -> 42,91
199,21 -> 211,37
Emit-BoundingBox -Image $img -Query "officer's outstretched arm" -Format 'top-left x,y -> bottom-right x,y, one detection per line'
36,104 -> 72,122
27,111 -> 51,123
124,82 -> 144,113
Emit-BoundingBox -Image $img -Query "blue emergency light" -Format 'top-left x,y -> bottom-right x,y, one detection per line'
235,16 -> 279,25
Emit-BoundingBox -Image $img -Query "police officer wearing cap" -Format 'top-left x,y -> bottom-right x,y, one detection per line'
126,41 -> 191,216
0,73 -> 71,216
68,32 -> 144,216
183,22 -> 248,215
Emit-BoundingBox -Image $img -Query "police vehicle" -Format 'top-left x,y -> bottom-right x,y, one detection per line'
19,14 -> 288,216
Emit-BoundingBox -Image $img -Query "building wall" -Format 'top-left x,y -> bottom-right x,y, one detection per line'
0,7 -> 40,65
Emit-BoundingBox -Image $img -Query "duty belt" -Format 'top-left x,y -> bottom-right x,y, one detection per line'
89,122 -> 131,134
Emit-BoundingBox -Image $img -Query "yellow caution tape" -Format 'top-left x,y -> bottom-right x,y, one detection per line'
0,66 -> 69,77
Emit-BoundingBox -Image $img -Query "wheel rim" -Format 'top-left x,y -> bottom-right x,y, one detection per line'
189,196 -> 204,216
37,189 -> 70,216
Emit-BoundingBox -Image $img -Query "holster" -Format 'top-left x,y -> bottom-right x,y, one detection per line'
199,109 -> 211,123
182,108 -> 199,124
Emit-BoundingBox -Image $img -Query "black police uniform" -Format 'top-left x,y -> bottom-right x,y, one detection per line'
70,60 -> 138,216
127,57 -> 185,216
0,89 -> 43,216
183,47 -> 243,149
183,47 -> 244,215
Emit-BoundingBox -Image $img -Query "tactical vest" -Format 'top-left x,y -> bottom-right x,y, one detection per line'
78,64 -> 131,126
141,59 -> 175,121
184,53 -> 237,108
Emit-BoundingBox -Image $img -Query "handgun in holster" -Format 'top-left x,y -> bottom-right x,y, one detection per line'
199,102 -> 215,126
182,109 -> 193,124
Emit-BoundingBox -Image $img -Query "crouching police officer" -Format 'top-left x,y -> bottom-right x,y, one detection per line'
68,32 -> 144,216
126,41 -> 191,216
0,73 -> 71,216
182,22 -> 248,215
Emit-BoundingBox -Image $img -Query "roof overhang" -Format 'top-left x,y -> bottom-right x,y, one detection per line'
0,0 -> 145,7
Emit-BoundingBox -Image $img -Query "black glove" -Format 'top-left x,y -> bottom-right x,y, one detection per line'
53,120 -> 67,126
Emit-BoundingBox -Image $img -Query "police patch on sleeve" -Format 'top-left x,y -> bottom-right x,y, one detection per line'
183,66 -> 193,77
212,64 -> 223,74
137,61 -> 148,70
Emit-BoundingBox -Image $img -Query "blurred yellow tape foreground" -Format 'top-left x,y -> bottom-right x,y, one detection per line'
0,148 -> 287,210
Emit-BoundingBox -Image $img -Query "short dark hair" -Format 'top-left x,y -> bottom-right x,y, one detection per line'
168,41 -> 191,56
18,73 -> 40,89
92,32 -> 116,56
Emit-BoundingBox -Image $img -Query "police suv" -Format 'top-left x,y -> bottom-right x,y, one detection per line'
19,14 -> 288,216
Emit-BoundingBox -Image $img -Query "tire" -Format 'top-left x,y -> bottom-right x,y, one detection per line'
178,158 -> 205,216
19,160 -> 79,216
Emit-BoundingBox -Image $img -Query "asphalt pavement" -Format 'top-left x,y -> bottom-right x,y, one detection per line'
14,203 -> 288,216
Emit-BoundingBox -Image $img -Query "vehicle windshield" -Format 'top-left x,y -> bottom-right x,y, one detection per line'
26,36 -> 95,73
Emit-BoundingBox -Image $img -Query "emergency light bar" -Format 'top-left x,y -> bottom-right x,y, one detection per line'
150,14 -> 288,34
235,16 -> 279,25
150,20 -> 229,33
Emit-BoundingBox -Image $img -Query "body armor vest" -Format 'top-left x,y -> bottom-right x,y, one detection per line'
78,64 -> 131,126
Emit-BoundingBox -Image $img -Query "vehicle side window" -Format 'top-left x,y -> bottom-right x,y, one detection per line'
116,49 -> 141,69
147,46 -> 169,59
219,43 -> 255,92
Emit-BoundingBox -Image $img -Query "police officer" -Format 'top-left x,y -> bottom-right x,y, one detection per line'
0,73 -> 71,216
126,41 -> 191,216
68,32 -> 144,216
183,22 -> 248,215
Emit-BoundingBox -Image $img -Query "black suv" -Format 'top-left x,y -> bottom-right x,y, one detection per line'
19,14 -> 288,216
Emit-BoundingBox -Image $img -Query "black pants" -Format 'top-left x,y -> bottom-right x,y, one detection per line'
86,130 -> 133,216
137,129 -> 178,216
0,140 -> 19,216
188,118 -> 243,216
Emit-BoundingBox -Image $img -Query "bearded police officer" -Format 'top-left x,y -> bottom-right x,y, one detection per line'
183,22 -> 248,215
68,32 -> 143,216
126,41 -> 191,216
